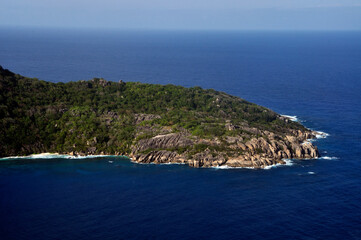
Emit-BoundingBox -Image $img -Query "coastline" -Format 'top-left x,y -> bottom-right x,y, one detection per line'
0,152 -> 317,170
0,67 -> 328,170
0,153 -> 130,161
0,114 -> 329,170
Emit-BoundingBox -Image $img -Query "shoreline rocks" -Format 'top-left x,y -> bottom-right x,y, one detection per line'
129,128 -> 321,169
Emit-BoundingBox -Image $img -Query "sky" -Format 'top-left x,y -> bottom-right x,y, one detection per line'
1,0 -> 361,30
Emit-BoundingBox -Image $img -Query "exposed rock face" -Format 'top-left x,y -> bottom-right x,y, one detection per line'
134,113 -> 161,124
90,78 -> 111,87
133,150 -> 185,164
130,122 -> 320,169
189,150 -> 227,168
133,133 -> 193,152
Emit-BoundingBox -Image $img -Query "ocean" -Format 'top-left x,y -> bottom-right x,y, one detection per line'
1,28 -> 361,239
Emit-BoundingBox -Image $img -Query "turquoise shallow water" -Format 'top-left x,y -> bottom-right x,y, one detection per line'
1,29 -> 361,239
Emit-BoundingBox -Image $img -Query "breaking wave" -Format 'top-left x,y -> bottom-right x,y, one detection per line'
315,131 -> 330,139
281,115 -> 330,142
0,153 -> 124,161
281,115 -> 298,122
212,159 -> 294,170
319,156 -> 339,160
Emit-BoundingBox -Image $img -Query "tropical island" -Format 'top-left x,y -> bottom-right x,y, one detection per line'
0,66 -> 320,168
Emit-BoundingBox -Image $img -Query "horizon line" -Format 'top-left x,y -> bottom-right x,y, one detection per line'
1,25 -> 361,32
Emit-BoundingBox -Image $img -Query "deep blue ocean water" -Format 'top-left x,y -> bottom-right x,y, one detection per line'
1,28 -> 361,239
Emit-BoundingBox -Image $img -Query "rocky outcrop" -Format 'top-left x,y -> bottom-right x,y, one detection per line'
49,116 -> 320,169
132,133 -> 194,153
132,150 -> 185,164
134,113 -> 161,124
188,150 -> 227,168
130,125 -> 320,169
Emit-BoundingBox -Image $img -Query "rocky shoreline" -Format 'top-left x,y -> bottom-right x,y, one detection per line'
25,116 -> 322,169
0,67 -> 324,168
2,130 -> 322,170
127,114 -> 322,169
1,114 -> 323,169
129,130 -> 321,169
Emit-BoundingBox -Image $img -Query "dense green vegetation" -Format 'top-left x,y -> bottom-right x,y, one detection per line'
0,66 -> 306,157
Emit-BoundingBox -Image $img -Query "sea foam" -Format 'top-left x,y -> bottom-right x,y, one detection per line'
315,131 -> 330,139
319,156 -> 339,160
212,159 -> 294,170
0,153 -> 123,161
263,159 -> 294,169
212,165 -> 255,170
281,115 -> 298,122
281,115 -> 330,141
